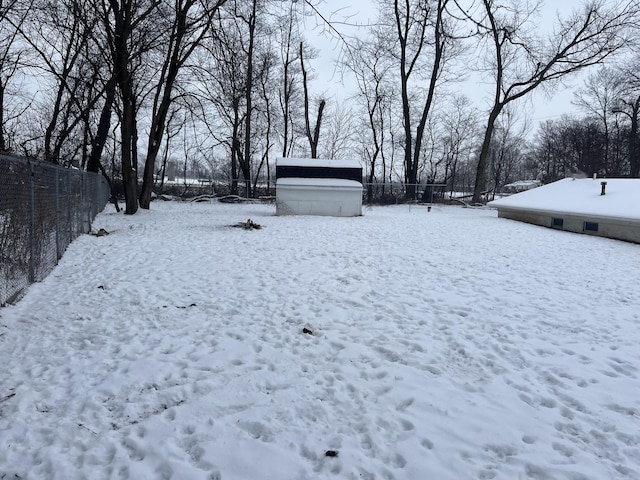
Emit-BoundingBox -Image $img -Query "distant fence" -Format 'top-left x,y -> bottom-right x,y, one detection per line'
362,182 -> 449,204
0,155 -> 109,305
160,178 -> 454,204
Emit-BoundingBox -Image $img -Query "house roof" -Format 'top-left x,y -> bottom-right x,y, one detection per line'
276,177 -> 362,188
489,178 -> 640,223
503,179 -> 541,189
277,157 -> 361,169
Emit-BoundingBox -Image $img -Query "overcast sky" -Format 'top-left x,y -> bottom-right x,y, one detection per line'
307,0 -> 596,128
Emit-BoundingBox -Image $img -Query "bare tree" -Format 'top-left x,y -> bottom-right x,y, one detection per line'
299,40 -> 325,159
138,0 -> 227,209
253,52 -> 277,194
613,55 -> 640,177
240,0 -> 260,195
438,95 -> 479,197
193,0 -> 274,197
385,0 -> 453,199
0,0 -> 33,153
275,3 -> 304,158
530,115 -> 611,181
321,101 -> 356,160
17,0 -> 100,164
531,118 -> 571,183
194,8 -> 245,195
471,0 -> 639,203
97,0 -> 163,214
102,0 -> 138,213
155,105 -> 186,191
346,31 -> 394,202
487,105 -> 528,199
573,67 -> 627,175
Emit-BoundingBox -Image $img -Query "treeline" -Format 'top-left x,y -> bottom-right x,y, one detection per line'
479,62 -> 640,199
0,0 -> 638,213
530,66 -> 640,183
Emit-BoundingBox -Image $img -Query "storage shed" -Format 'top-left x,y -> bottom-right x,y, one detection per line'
275,158 -> 363,217
489,178 -> 640,244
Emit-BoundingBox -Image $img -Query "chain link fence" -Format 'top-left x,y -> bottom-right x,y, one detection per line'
1,155 -> 110,305
362,182 -> 450,204
189,179 -> 452,205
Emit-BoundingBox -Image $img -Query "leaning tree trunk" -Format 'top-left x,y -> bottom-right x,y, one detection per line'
87,77 -> 117,173
120,95 -> 138,214
310,99 -> 325,159
473,105 -> 502,204
630,99 -> 639,178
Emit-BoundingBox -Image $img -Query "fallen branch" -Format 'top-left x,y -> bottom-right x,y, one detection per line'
0,391 -> 16,402
230,219 -> 262,230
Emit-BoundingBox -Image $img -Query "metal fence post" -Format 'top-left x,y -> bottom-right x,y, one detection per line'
28,161 -> 35,283
55,168 -> 61,260
84,173 -> 90,233
67,169 -> 72,243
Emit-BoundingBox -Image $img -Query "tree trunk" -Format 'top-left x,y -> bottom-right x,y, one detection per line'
0,80 -> 5,152
111,0 -> 138,214
97,161 -> 121,213
399,66 -> 413,198
43,78 -> 66,163
231,103 -> 240,195
311,99 -> 325,159
87,77 -> 117,173
120,95 -> 137,214
300,41 -> 324,159
242,0 -> 257,196
630,98 -> 639,177
473,106 -> 502,204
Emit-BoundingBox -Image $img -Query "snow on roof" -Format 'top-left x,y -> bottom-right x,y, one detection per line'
276,177 -> 363,188
503,179 -> 541,188
276,157 -> 361,169
489,178 -> 640,222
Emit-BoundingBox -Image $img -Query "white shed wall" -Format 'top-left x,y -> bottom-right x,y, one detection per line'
276,181 -> 362,217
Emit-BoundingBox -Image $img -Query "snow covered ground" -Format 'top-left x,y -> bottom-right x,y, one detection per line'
0,201 -> 639,480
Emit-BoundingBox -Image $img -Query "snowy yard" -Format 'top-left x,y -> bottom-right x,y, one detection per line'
0,201 -> 639,480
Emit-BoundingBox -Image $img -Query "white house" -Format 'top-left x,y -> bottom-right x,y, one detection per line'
489,178 -> 640,244
275,158 -> 363,217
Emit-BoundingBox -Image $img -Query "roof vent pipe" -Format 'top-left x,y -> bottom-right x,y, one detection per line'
601,181 -> 607,196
